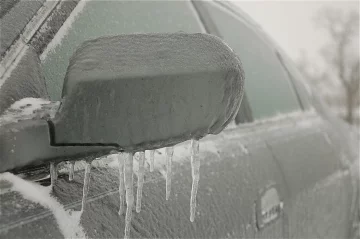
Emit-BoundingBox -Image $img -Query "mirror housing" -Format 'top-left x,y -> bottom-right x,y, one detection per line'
52,33 -> 244,151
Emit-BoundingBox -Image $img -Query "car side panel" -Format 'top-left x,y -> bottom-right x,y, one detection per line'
268,115 -> 352,238
0,116 -> 294,238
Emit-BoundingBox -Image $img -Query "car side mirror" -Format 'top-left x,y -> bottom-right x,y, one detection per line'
0,33 -> 244,173
51,33 -> 245,151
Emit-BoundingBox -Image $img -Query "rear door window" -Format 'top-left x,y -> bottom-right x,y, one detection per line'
201,2 -> 301,120
40,0 -> 204,100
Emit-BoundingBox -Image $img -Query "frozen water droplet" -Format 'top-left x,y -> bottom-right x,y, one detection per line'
136,151 -> 145,213
81,161 -> 92,213
69,161 -> 75,181
324,133 -> 332,145
50,162 -> 57,187
165,147 -> 174,200
124,152 -> 134,239
190,139 -> 200,222
118,153 -> 125,215
149,150 -> 155,172
240,144 -> 249,155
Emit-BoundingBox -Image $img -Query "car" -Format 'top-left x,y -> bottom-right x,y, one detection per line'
0,0 -> 359,239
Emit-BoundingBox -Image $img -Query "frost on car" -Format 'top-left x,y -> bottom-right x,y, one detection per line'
0,33 -> 244,239
0,1 -> 358,239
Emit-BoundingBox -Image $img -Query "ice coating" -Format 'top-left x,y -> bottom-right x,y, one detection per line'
53,33 -> 245,151
50,162 -> 57,187
118,153 -> 125,215
69,161 -> 75,181
0,98 -> 59,126
190,139 -> 200,222
124,152 -> 134,239
149,150 -> 155,172
165,147 -> 174,200
81,161 -> 92,213
136,151 -> 145,213
0,172 -> 86,238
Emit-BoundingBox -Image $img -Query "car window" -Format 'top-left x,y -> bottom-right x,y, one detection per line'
275,50 -> 312,109
40,0 -> 204,101
202,1 -> 301,120
0,0 -> 45,57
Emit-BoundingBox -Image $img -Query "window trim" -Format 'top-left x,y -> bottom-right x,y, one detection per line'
192,0 -> 308,119
191,0 -> 254,123
215,0 -> 309,111
275,51 -> 306,110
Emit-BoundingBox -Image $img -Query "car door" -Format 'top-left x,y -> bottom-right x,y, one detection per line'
194,1 -> 354,238
1,1 -> 353,239
272,53 -> 356,238
1,0 -> 289,238
39,0 -> 293,237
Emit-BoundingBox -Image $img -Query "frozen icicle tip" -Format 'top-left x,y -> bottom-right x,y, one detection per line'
69,161 -> 75,181
136,151 -> 145,213
190,139 -> 200,223
118,153 -> 125,216
80,160 -> 92,214
149,150 -> 155,172
50,162 -> 58,188
165,147 -> 174,200
124,152 -> 134,239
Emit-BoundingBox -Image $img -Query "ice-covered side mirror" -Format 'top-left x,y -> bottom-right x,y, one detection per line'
0,33 -> 244,172
0,33 -> 245,239
52,33 -> 244,151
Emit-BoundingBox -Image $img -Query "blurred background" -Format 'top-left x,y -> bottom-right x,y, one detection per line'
234,0 -> 360,126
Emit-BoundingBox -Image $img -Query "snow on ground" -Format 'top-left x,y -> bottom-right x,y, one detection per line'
0,172 -> 86,238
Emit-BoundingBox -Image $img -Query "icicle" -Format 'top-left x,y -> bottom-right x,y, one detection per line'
81,161 -> 92,213
136,151 -> 145,213
69,161 -> 75,181
190,139 -> 200,222
50,162 -> 57,187
165,147 -> 174,200
124,152 -> 134,239
118,153 -> 125,215
149,150 -> 155,172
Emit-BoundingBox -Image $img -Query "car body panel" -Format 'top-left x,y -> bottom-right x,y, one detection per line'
267,118 -> 353,238
1,112 -> 318,238
0,0 -> 358,238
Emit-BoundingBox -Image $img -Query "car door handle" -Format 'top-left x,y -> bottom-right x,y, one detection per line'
256,183 -> 284,230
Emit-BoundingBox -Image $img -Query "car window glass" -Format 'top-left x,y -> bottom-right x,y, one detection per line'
0,0 -> 45,57
203,2 -> 301,119
276,50 -> 312,109
41,0 -> 204,100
